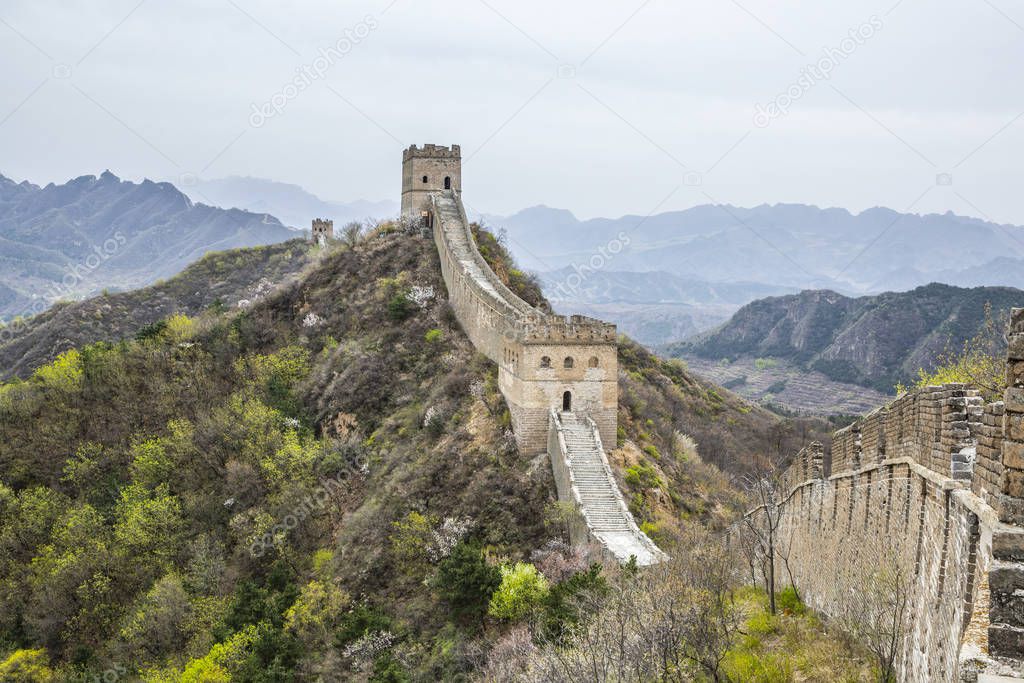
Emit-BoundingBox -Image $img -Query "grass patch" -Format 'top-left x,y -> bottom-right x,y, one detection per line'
722,587 -> 873,683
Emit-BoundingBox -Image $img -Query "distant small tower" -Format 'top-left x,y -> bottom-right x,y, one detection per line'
401,144 -> 461,219
311,218 -> 334,246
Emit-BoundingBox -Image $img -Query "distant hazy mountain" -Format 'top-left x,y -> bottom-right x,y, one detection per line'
182,176 -> 398,230
537,268 -> 797,306
0,171 -> 294,320
485,203 -> 1024,292
666,283 -> 1024,392
536,268 -> 798,345
485,203 -> 1024,346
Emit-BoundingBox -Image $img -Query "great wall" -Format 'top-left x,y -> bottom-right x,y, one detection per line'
380,142 -> 1023,674
744,310 -> 1024,681
400,143 -> 664,565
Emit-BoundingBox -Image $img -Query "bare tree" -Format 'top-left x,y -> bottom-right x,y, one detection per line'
739,454 -> 787,614
341,221 -> 363,249
511,530 -> 742,682
835,539 -> 911,683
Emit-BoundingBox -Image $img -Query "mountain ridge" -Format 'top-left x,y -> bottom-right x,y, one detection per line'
0,171 -> 295,320
667,282 -> 1024,392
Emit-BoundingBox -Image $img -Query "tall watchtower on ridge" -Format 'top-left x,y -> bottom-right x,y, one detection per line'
401,144 -> 461,219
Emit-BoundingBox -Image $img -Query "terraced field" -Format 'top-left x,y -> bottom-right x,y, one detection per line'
680,355 -> 891,416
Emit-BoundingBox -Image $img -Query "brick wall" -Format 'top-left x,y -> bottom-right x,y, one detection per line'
755,308 -> 1024,680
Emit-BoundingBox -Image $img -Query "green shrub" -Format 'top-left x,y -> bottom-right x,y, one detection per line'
487,562 -> 549,621
624,461 -> 662,490
387,293 -> 415,321
540,564 -> 606,642
434,541 -> 500,620
424,328 -> 443,343
775,586 -> 805,615
722,649 -> 791,683
0,649 -> 56,682
336,603 -> 393,647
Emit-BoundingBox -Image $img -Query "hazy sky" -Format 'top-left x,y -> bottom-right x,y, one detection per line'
2,0 -> 1022,221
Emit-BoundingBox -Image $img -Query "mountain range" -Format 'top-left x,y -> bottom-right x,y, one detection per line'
484,203 -> 1024,345
179,176 -> 398,230
666,283 -> 1024,393
0,171 -> 294,320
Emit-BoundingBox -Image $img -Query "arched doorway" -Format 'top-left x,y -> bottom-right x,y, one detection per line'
444,176 -> 452,189
562,391 -> 572,412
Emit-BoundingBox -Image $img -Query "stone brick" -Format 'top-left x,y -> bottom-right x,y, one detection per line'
988,623 -> 1024,659
1005,387 -> 1024,413
1002,469 -> 1024,498
1007,413 -> 1024,441
990,561 -> 1024,593
1003,442 -> 1024,470
1008,333 -> 1024,361
993,530 -> 1024,560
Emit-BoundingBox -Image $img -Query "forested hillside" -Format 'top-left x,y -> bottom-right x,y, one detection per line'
0,240 -> 313,381
0,223 -> 832,681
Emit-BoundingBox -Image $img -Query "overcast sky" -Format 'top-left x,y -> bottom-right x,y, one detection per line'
1,0 -> 1022,221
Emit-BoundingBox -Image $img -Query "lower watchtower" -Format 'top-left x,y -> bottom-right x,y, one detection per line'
498,316 -> 618,453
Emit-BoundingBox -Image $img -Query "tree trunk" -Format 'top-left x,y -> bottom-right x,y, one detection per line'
767,525 -> 776,615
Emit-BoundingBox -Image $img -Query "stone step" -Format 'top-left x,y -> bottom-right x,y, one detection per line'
552,410 -> 664,566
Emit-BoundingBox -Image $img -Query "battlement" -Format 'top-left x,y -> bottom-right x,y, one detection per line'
515,314 -> 617,344
403,143 -> 461,161
312,218 -> 334,230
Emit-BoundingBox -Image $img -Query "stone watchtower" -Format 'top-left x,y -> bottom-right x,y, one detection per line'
311,218 -> 333,244
401,144 -> 461,219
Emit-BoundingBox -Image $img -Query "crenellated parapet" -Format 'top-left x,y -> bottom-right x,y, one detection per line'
403,143 -> 461,160
514,313 -> 618,345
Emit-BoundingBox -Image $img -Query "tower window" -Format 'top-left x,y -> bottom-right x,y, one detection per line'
588,356 -> 599,368
563,357 -> 574,369
540,356 -> 551,368
444,176 -> 451,189
422,175 -> 428,183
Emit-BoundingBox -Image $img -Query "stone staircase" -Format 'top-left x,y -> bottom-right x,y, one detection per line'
552,411 -> 666,565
